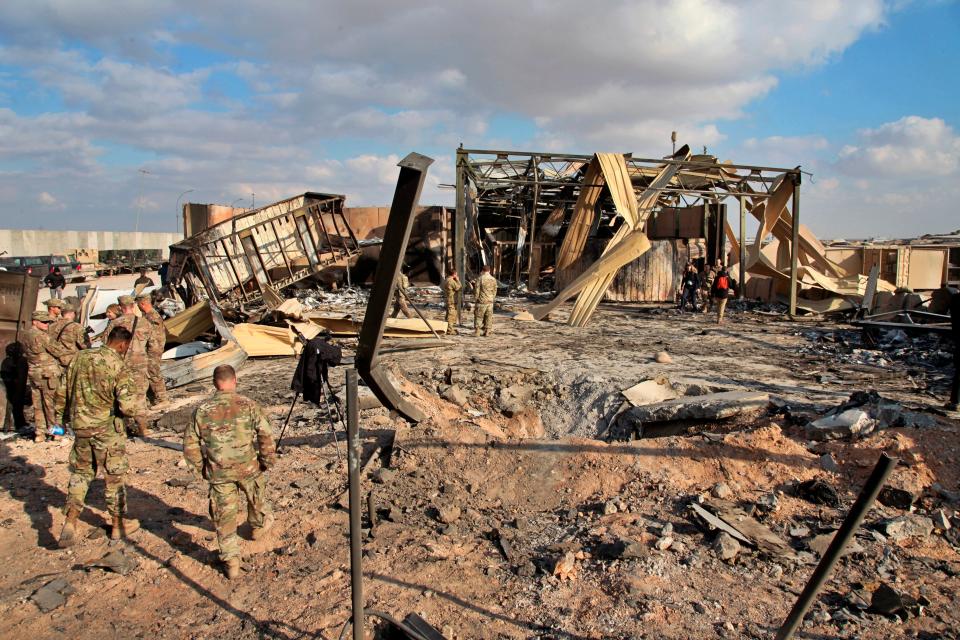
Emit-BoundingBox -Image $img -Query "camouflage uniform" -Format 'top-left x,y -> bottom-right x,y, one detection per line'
441,275 -> 462,334
63,346 -> 143,517
183,391 -> 276,562
473,273 -> 498,336
21,324 -> 62,437
700,268 -> 716,312
141,308 -> 168,403
391,273 -> 413,319
48,316 -> 91,418
104,312 -> 156,403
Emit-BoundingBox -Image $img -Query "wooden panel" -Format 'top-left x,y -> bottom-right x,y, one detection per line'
905,248 -> 946,290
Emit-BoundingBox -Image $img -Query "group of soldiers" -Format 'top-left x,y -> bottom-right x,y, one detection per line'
440,265 -> 497,336
21,293 -> 169,442
24,289 -> 275,579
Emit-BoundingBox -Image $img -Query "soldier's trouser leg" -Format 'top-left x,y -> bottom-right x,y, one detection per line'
445,303 -> 459,333
210,481 -> 241,561
473,303 -> 485,332
482,303 -> 493,335
65,429 -> 128,516
53,375 -> 66,424
147,358 -> 167,402
29,380 -> 53,437
716,297 -> 728,323
238,474 -> 270,529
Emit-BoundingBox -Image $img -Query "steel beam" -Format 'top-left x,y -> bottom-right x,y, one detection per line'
739,196 -> 746,300
789,171 -> 801,317
356,152 -> 432,423
346,369 -> 364,640
454,147 -> 467,315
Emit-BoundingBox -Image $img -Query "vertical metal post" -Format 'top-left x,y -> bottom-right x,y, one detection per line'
738,196 -> 746,300
788,170 -> 801,317
526,157 -> 540,289
775,453 -> 897,640
346,368 -> 364,640
454,147 -> 467,315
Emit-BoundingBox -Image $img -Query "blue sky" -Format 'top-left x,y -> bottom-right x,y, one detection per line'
0,1 -> 957,238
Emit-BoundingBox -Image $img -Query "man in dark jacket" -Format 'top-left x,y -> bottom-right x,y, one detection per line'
677,264 -> 700,312
44,267 -> 66,299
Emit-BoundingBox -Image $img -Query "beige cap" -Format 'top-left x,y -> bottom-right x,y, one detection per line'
117,295 -> 136,306
32,310 -> 52,322
135,292 -> 152,302
44,298 -> 64,308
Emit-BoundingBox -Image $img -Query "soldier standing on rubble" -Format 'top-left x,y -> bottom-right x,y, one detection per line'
442,269 -> 462,335
391,268 -> 413,318
183,365 -> 276,579
47,303 -> 91,421
711,265 -> 733,324
137,292 -> 169,406
700,263 -> 716,313
22,311 -> 62,442
473,265 -> 498,337
105,295 -> 157,407
58,326 -> 145,547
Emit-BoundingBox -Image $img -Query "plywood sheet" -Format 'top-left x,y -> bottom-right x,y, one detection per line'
164,301 -> 214,344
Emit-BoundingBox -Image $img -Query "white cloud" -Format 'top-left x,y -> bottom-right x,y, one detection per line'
836,115 -> 960,177
37,191 -> 64,208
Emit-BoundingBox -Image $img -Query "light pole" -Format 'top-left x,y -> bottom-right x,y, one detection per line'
251,192 -> 255,209
176,189 -> 194,235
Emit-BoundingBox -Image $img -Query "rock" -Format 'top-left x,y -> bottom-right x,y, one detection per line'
711,483 -> 732,500
654,536 -> 673,551
357,386 -> 383,410
549,551 -> 577,579
796,479 -> 840,507
807,532 -> 862,558
441,385 -> 468,407
516,560 -> 537,577
31,578 -> 76,613
755,493 -> 780,514
712,532 -> 740,562
371,468 -> 397,485
807,409 -> 876,440
602,500 -> 618,515
789,525 -> 810,538
819,453 -> 839,472
165,476 -> 194,488
933,509 -> 951,531
435,504 -> 461,524
661,522 -> 674,536
870,583 -> 908,617
670,541 -> 687,555
900,411 -> 936,429
877,486 -> 916,510
878,514 -> 934,542
654,351 -> 672,364
512,311 -> 535,321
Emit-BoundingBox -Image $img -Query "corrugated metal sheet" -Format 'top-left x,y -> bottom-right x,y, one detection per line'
559,238 -> 704,302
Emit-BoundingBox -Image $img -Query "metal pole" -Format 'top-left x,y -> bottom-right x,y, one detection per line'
788,171 -> 801,317
738,195 -> 746,300
526,158 -> 540,290
346,368 -> 364,640
454,147 -> 467,317
775,453 -> 897,640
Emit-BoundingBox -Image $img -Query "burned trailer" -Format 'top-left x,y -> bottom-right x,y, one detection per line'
169,192 -> 361,306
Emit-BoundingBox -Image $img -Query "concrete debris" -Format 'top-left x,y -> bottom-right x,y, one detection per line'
621,377 -> 679,406
878,514 -> 934,542
616,391 -> 769,430
932,509 -> 952,531
434,504 -> 461,525
548,551 -> 578,580
31,578 -> 76,613
819,452 -> 839,472
869,582 -> 927,619
86,548 -> 139,576
806,390 -> 938,440
440,385 -> 469,407
654,536 -> 674,551
807,532 -> 862,558
711,483 -> 732,500
712,532 -> 741,562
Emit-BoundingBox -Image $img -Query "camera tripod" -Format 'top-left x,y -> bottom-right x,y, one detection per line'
277,375 -> 344,460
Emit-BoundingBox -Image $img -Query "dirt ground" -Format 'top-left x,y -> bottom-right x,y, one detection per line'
1,296 -> 958,639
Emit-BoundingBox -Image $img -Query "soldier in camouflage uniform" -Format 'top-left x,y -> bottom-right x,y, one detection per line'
21,311 -> 62,442
137,292 -> 169,405
104,295 -> 156,405
700,264 -> 716,313
58,326 -> 146,547
390,270 -> 413,319
44,298 -> 64,320
441,269 -> 462,335
473,265 -> 498,337
47,303 -> 91,420
183,365 -> 276,579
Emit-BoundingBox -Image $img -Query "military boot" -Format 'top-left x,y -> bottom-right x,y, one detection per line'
224,558 -> 240,580
473,329 -> 481,337
110,516 -> 140,540
251,514 -> 275,541
58,507 -> 81,548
